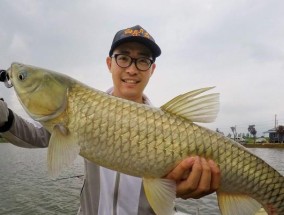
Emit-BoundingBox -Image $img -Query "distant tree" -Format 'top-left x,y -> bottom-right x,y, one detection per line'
216,128 -> 224,135
248,125 -> 257,143
276,125 -> 284,143
230,126 -> 237,140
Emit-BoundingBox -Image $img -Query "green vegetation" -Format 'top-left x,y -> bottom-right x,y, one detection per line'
245,137 -> 267,144
0,135 -> 7,143
242,137 -> 284,148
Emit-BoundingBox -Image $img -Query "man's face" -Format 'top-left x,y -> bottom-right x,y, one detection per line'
106,42 -> 156,103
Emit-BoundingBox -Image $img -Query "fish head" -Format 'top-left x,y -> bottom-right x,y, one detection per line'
8,62 -> 70,121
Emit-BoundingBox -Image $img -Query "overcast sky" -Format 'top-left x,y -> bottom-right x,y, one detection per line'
0,0 -> 283,136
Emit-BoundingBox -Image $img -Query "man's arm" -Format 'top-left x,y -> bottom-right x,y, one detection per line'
0,100 -> 50,148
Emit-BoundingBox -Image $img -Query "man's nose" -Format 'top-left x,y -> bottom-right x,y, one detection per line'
126,62 -> 138,75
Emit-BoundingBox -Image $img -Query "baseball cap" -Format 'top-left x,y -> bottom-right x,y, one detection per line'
109,25 -> 161,60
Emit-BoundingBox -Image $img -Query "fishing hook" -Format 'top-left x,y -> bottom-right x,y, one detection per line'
0,69 -> 13,88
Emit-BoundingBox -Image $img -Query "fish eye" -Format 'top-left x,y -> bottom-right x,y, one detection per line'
18,71 -> 27,81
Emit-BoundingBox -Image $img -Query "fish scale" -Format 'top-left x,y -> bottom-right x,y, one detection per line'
9,62 -> 284,215
68,85 -> 182,177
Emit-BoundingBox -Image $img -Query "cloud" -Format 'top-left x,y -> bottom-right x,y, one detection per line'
0,0 -> 283,136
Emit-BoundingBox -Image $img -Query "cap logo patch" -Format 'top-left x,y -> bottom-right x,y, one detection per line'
124,28 -> 150,39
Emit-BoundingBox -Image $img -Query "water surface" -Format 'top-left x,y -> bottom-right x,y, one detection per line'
0,144 -> 283,214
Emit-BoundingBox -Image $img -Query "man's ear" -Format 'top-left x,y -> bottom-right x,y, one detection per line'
106,57 -> 112,71
150,63 -> 156,76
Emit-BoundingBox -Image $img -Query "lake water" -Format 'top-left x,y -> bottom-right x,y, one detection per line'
0,143 -> 283,215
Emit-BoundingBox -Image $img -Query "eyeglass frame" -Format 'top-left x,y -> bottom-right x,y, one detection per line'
111,54 -> 154,71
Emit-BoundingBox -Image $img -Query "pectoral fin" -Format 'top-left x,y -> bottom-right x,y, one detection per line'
217,192 -> 262,215
48,124 -> 80,177
143,178 -> 176,215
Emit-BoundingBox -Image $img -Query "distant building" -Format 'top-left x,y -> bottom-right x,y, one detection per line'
264,128 -> 281,143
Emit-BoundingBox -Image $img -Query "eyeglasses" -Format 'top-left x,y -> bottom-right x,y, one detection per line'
112,54 -> 154,71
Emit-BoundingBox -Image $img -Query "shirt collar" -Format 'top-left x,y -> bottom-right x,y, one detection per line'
106,87 -> 152,105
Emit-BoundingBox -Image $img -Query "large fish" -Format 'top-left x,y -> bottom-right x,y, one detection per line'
7,62 -> 284,215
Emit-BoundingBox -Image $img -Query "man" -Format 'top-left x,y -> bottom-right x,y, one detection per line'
0,25 -> 220,214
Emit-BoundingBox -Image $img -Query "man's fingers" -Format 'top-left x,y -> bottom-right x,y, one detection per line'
176,157 -> 204,197
165,157 -> 195,181
194,157 -> 212,192
165,156 -> 221,199
208,159 -> 221,190
177,158 -> 221,199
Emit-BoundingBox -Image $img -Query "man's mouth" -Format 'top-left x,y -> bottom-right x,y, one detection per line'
122,79 -> 140,84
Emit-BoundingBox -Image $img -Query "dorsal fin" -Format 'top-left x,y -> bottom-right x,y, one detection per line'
160,87 -> 219,123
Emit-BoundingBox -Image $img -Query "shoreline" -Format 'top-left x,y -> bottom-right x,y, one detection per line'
1,138 -> 284,148
243,143 -> 284,148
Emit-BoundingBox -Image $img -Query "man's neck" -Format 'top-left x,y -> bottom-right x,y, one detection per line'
112,91 -> 144,104
118,95 -> 144,104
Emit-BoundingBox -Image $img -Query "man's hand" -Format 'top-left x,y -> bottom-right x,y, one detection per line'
0,99 -> 9,127
165,156 -> 221,199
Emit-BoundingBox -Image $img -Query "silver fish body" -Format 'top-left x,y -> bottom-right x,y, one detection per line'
8,63 -> 284,215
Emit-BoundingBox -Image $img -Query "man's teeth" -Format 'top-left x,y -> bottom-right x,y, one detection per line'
124,79 -> 138,83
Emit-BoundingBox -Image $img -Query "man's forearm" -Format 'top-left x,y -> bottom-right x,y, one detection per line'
1,111 -> 50,148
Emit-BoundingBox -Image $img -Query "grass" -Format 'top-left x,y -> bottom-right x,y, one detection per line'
0,137 -> 7,143
242,137 -> 284,148
245,137 -> 264,144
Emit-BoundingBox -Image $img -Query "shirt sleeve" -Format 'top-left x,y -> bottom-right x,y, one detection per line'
0,111 -> 50,148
